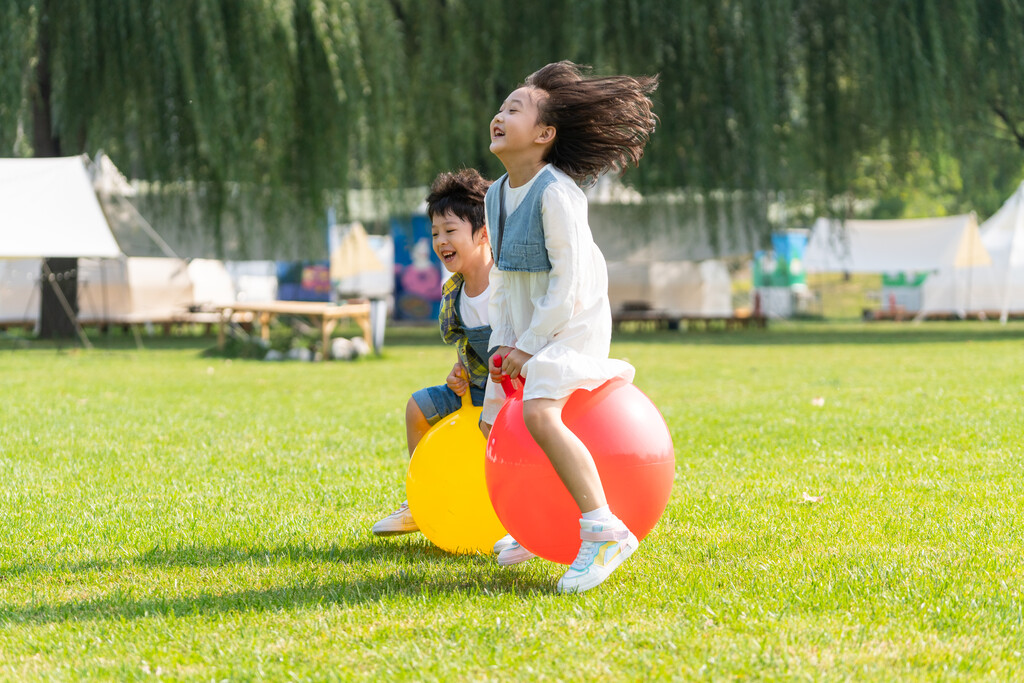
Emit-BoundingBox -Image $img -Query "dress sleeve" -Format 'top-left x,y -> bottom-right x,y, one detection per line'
487,264 -> 516,351
515,183 -> 581,356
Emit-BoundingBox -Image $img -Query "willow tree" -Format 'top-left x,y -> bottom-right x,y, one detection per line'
1,0 -> 405,252
3,0 -> 1023,255
1,0 -> 406,333
389,0 -> 1024,252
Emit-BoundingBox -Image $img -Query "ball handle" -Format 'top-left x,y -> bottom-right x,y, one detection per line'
491,353 -> 519,398
459,367 -> 472,409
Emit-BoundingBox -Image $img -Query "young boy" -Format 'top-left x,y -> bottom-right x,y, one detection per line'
372,168 -> 495,536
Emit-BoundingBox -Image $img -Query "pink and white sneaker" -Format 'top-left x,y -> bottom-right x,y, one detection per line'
556,518 -> 638,594
496,537 -> 536,566
493,533 -> 516,554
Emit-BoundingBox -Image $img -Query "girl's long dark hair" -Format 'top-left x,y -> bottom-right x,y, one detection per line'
525,61 -> 659,186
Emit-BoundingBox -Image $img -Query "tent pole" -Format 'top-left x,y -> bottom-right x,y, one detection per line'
130,322 -> 145,350
100,258 -> 109,330
112,194 -> 180,260
1002,198 -> 1024,324
1000,265 -> 1011,324
41,261 -> 92,349
966,213 -> 975,319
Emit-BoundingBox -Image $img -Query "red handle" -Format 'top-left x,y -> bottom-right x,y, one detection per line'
492,353 -> 519,398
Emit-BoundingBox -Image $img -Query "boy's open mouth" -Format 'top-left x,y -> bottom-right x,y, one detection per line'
441,249 -> 456,262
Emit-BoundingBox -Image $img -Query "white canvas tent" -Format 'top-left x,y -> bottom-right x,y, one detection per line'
0,155 -> 274,333
224,260 -> 278,301
607,260 -> 732,317
0,156 -> 122,259
1,254 -> 280,328
0,156 -> 124,339
0,258 -> 42,325
919,181 -> 1024,322
803,214 -> 991,273
2,255 -> 200,328
186,258 -> 237,309
77,257 -> 195,324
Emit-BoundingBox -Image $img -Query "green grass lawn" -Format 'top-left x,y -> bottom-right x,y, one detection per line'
2,321 -> 1023,680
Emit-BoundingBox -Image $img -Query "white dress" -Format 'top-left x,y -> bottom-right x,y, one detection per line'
482,165 -> 634,423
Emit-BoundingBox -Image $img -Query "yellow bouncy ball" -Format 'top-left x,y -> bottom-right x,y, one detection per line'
405,391 -> 506,554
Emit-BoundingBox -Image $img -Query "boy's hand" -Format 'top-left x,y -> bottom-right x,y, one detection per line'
493,347 -> 531,382
446,362 -> 469,396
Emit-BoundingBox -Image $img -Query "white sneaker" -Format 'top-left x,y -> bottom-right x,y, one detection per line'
556,518 -> 638,594
496,538 -> 536,566
493,533 -> 516,554
371,501 -> 419,536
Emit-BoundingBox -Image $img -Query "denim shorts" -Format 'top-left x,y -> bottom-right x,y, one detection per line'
412,383 -> 485,425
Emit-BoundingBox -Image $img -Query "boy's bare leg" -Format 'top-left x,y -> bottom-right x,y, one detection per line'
372,397 -> 428,536
405,397 -> 431,457
521,396 -> 606,512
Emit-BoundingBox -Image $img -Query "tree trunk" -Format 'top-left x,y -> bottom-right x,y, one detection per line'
32,0 -> 60,159
33,1 -> 80,339
38,258 -> 79,339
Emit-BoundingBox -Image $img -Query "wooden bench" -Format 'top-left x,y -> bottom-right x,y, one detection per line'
214,300 -> 373,358
612,308 -> 767,331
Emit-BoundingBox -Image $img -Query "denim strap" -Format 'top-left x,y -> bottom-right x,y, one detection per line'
495,176 -> 507,263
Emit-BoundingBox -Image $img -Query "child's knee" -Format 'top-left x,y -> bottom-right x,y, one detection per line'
479,421 -> 491,439
406,396 -> 426,425
522,400 -> 558,439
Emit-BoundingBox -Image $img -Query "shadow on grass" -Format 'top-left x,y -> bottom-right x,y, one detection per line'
0,540 -> 553,624
612,321 -> 1024,347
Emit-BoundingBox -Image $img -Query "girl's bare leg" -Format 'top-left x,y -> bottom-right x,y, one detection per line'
521,396 -> 606,513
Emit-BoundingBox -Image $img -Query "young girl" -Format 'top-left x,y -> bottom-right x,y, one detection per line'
481,61 -> 658,593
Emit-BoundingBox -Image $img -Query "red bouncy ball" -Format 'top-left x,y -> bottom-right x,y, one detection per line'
484,376 -> 675,565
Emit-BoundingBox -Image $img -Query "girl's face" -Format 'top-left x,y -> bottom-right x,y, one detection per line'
489,86 -> 550,159
431,210 -> 488,274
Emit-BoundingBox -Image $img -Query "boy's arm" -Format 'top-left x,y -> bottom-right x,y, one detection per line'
446,361 -> 469,396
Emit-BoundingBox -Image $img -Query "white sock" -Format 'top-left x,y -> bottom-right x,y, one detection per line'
581,505 -> 614,522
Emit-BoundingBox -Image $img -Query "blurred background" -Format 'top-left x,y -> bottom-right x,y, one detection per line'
2,0 -> 1023,337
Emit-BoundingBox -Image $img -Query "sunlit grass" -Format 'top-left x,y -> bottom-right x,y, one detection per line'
1,321 -> 1023,680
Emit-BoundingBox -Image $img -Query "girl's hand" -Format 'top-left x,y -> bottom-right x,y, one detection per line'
499,348 -> 531,381
446,362 -> 468,395
490,347 -> 513,383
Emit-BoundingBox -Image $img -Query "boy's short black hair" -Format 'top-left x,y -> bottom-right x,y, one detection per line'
426,168 -> 491,235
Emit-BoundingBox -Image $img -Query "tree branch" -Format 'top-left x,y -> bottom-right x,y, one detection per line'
991,101 -> 1024,150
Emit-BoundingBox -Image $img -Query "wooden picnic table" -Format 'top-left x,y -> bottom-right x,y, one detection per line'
612,308 -> 767,331
215,300 -> 373,358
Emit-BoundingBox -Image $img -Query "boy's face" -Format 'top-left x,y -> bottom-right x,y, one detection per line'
490,86 -> 551,159
431,210 -> 488,274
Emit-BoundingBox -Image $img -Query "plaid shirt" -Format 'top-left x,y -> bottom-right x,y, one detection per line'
439,272 -> 490,389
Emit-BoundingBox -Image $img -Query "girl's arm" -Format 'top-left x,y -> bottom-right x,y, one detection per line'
487,264 -> 516,351
515,183 -> 582,355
